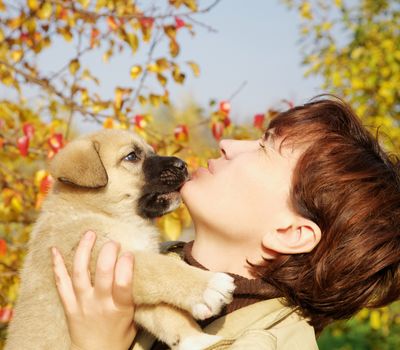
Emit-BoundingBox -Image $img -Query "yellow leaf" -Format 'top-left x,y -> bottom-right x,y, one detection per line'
103,117 -> 114,129
69,59 -> 80,75
11,50 -> 23,62
161,90 -> 170,105
27,0 -> 39,11
177,205 -> 192,228
34,170 -> 47,187
370,310 -> 381,330
169,40 -> 180,58
0,0 -> 6,12
127,33 -> 139,53
57,27 -> 73,42
183,0 -> 198,11
170,0 -> 185,9
300,2 -> 313,20
130,65 -> 142,79
334,0 -> 342,7
351,47 -> 364,60
157,74 -> 167,87
37,3 -> 53,19
81,89 -> 89,105
351,77 -> 364,89
10,196 -> 23,213
102,49 -> 112,63
156,58 -> 169,70
149,94 -> 161,107
147,63 -> 160,73
331,71 -> 342,87
78,0 -> 91,9
114,89 -> 123,110
321,22 -> 332,31
95,0 -> 107,10
187,61 -> 200,77
172,66 -> 185,84
164,25 -> 177,40
161,214 -> 182,241
138,95 -> 147,106
141,26 -> 152,43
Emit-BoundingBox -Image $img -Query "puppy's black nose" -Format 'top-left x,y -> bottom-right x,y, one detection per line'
172,157 -> 187,170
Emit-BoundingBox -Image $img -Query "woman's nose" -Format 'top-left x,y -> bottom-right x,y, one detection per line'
219,139 -> 259,159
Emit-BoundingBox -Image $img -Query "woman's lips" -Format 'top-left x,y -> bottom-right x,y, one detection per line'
188,160 -> 215,180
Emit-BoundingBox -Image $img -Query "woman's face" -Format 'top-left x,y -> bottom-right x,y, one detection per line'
180,135 -> 301,244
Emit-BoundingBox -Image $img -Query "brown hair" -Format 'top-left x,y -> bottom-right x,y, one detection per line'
252,97 -> 400,332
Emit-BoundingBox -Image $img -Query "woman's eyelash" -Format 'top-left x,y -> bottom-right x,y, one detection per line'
259,141 -> 266,149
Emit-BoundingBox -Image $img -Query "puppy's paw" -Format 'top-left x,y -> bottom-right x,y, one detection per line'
178,334 -> 222,350
192,272 -> 235,320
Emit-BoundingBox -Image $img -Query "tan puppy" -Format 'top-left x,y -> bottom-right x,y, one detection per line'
5,130 -> 235,350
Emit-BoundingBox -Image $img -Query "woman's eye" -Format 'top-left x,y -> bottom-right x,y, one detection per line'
124,152 -> 140,162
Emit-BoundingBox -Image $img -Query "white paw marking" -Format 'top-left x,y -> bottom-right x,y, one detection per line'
178,334 -> 222,350
192,272 -> 236,320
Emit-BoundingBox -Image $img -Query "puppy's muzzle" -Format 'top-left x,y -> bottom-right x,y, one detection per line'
138,155 -> 189,218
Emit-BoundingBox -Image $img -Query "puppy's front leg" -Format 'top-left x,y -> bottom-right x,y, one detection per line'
135,304 -> 221,350
132,252 -> 235,320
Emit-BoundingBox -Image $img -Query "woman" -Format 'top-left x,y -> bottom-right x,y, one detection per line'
52,97 -> 400,349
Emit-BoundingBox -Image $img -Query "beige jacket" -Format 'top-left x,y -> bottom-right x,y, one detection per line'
131,298 -> 319,350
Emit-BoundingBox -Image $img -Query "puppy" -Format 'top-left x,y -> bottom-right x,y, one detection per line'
5,129 -> 235,350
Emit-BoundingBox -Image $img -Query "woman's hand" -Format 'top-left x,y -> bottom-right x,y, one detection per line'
51,231 -> 137,350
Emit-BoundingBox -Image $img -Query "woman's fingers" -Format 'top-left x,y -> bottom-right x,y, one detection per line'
113,252 -> 134,307
94,241 -> 120,298
51,247 -> 78,314
72,231 -> 96,293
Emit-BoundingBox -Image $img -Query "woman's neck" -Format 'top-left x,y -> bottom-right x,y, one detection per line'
191,226 -> 264,279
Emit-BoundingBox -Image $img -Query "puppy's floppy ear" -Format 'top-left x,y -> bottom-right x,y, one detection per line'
49,139 -> 108,188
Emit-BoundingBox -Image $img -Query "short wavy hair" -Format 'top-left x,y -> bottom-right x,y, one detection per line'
252,97 -> 400,332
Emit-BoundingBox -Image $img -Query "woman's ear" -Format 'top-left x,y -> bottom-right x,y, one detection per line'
262,217 -> 321,255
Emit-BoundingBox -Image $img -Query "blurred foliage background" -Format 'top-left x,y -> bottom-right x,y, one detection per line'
0,0 -> 399,349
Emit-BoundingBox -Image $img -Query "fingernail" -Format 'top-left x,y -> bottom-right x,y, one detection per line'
84,231 -> 95,240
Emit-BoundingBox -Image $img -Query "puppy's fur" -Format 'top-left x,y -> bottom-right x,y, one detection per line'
5,130 -> 235,350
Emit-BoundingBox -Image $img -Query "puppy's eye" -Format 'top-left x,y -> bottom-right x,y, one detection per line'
124,152 -> 140,162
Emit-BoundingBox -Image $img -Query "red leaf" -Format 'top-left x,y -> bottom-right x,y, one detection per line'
20,32 -> 29,42
58,8 -> 68,20
40,175 -> 53,194
17,136 -> 29,157
223,117 -> 231,127
174,124 -> 189,141
48,133 -> 64,153
175,17 -> 185,29
253,114 -> 265,129
219,101 -> 231,115
0,306 -> 13,323
22,122 -> 35,139
90,28 -> 100,48
139,17 -> 155,29
282,99 -> 294,109
107,16 -> 119,31
133,115 -> 146,129
0,239 -> 7,256
212,121 -> 224,140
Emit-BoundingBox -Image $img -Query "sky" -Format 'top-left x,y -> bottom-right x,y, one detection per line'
2,0 -> 324,129
166,0 -> 323,122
